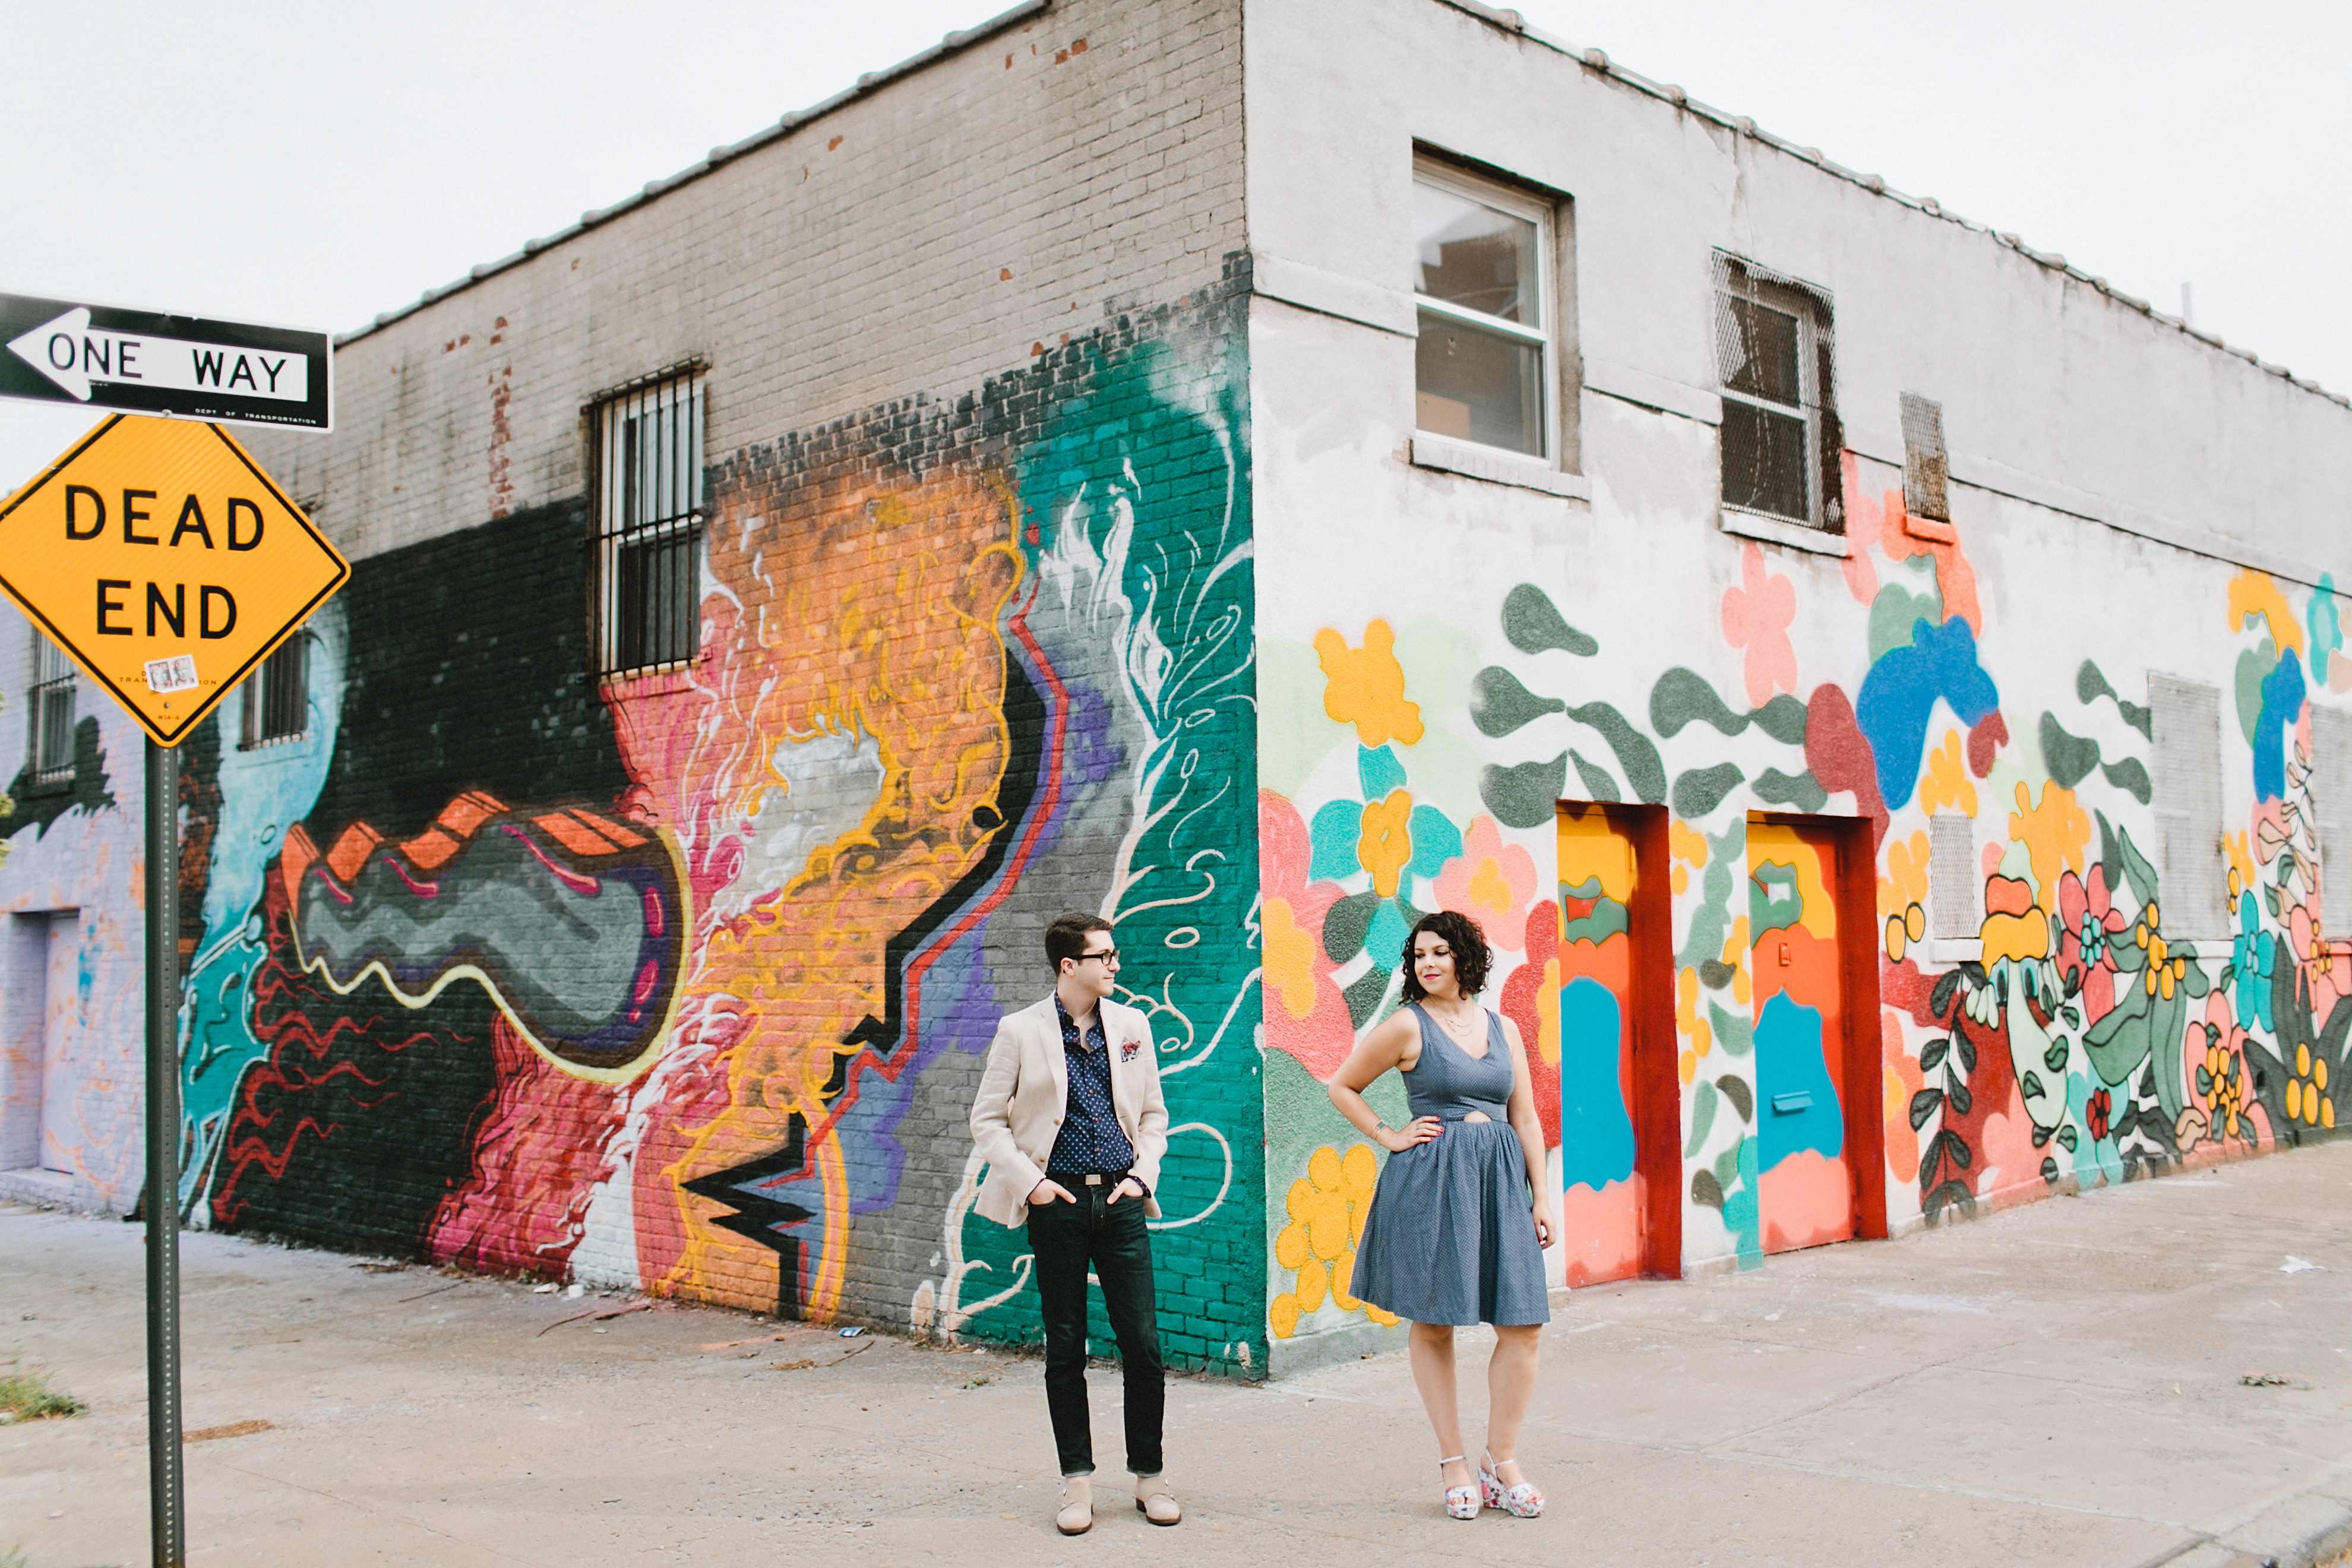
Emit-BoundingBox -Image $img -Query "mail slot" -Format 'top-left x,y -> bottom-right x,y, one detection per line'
1771,1090 -> 1813,1114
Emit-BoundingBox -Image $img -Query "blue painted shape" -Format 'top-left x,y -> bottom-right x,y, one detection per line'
1308,799 -> 1364,882
1406,805 -> 1462,881
1558,977 -> 1636,1190
1771,1090 -> 1814,1114
1754,992 -> 1843,1171
2253,652 -> 2307,802
1358,744 -> 1408,801
2311,574 -> 2342,685
1365,897 -> 1412,974
1853,616 -> 2000,810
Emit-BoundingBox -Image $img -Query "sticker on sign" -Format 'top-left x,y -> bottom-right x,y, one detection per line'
145,654 -> 199,694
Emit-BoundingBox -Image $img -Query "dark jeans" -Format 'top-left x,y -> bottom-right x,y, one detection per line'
1026,1182 -> 1164,1478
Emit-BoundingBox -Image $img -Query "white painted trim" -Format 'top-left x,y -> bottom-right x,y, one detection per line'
1249,251 -> 1417,337
1583,358 -> 1722,425
1410,432 -> 1592,500
1928,938 -> 1984,963
1720,505 -> 1850,557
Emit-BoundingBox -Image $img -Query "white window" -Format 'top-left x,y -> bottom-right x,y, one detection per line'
1412,159 -> 1558,461
1714,255 -> 1842,532
26,634 -> 75,784
2149,674 -> 2227,938
241,636 -> 309,749
592,367 -> 705,676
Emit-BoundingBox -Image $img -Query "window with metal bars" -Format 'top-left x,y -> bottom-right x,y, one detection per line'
26,633 -> 75,785
1412,156 -> 1558,461
1714,255 -> 1843,532
591,368 -> 705,676
240,636 -> 309,748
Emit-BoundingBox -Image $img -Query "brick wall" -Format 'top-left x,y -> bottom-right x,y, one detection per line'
108,0 -> 1276,1376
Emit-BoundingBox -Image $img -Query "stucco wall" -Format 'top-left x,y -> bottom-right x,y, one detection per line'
1244,0 -> 2352,1371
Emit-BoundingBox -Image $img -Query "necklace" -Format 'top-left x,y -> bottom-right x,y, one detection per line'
1424,997 -> 1482,1044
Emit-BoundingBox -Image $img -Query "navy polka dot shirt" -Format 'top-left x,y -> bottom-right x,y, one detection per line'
1045,997 -> 1137,1181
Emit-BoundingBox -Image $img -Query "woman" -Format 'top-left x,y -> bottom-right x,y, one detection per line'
1328,910 -> 1554,1520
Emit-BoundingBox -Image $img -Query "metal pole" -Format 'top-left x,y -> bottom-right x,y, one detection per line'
143,737 -> 184,1567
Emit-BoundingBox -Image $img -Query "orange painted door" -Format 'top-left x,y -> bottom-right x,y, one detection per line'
1747,820 -> 1857,1253
1556,809 -> 1643,1284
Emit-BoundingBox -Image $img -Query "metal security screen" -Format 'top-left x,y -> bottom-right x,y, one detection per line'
1929,813 -> 1979,940
241,636 -> 308,748
2314,703 -> 2352,935
2150,674 -> 2227,939
1901,392 -> 1950,521
1714,255 -> 1842,532
593,369 -> 704,676
27,633 -> 75,783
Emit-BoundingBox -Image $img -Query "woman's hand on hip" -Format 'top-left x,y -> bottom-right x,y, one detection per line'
1376,1116 -> 1443,1154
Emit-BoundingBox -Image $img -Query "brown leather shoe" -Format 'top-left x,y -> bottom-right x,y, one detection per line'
1135,1474 -> 1181,1526
1055,1476 -> 1093,1535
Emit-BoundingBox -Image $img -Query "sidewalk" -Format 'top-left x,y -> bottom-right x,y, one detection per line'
6,1143 -> 2352,1568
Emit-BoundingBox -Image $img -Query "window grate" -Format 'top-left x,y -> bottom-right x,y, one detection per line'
1713,254 -> 1842,532
2149,674 -> 2227,939
2313,704 -> 2352,938
27,634 -> 75,783
591,369 -> 705,677
241,636 -> 309,748
1929,813 -> 1979,941
1900,392 -> 1950,521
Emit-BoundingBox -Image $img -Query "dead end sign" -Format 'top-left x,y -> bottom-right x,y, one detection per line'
2,291 -> 331,431
0,415 -> 349,747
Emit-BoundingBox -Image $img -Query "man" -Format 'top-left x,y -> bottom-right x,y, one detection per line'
969,913 -> 1180,1535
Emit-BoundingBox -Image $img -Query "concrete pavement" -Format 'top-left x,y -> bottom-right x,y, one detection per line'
6,1142 -> 2352,1567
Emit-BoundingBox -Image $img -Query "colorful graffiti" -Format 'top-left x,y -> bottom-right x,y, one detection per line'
0,268 -> 1270,1369
1257,441 -> 2350,1351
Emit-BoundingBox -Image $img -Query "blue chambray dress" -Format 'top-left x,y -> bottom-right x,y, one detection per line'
1351,1004 -> 1551,1326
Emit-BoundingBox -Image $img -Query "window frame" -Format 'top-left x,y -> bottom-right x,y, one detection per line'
1712,254 -> 1843,536
1410,154 -> 1562,467
26,632 -> 76,786
588,364 -> 708,680
239,633 -> 311,751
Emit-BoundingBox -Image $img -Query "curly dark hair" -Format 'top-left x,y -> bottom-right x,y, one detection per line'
1399,909 -> 1492,1001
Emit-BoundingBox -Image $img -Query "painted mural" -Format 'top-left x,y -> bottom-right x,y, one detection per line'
1258,449 -> 2350,1350
0,266 -> 1269,1371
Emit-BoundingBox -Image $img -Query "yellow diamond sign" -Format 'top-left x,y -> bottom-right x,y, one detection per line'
0,415 -> 347,747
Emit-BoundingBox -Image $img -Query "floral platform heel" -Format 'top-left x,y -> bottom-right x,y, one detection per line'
1480,1451 -> 1544,1518
1438,1455 -> 1482,1520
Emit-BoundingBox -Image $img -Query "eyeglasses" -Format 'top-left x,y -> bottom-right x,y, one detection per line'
1080,949 -> 1120,966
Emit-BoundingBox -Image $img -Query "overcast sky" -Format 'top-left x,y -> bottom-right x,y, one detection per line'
3,0 -> 2344,491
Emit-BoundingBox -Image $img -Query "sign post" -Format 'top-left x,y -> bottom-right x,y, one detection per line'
144,738 -> 183,1567
0,370 -> 342,1564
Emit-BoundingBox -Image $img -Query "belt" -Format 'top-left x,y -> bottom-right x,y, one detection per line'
1052,1169 -> 1132,1186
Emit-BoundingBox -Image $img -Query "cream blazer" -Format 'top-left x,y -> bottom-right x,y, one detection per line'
968,994 -> 1168,1228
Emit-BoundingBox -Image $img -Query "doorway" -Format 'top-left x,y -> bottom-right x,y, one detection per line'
2,909 -> 79,1175
1554,803 -> 1680,1283
1744,815 -> 1885,1253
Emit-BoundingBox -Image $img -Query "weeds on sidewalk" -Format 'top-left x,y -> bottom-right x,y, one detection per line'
0,1370 -> 84,1425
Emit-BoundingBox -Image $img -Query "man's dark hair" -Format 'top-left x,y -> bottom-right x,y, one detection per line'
1045,913 -> 1114,973
1398,909 -> 1493,1001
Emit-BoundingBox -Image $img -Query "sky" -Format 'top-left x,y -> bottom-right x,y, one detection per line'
2,0 -> 2345,490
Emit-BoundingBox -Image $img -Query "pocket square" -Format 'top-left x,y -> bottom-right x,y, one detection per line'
1118,1037 -> 1143,1062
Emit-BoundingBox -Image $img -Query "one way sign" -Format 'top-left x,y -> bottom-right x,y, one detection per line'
1,292 -> 331,431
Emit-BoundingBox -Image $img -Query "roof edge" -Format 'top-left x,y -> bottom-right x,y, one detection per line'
1431,0 -> 2350,412
334,0 -> 1051,351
